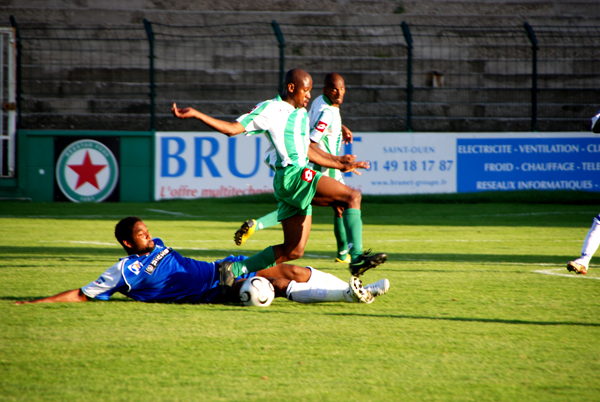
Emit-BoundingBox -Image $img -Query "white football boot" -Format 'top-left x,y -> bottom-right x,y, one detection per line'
364,278 -> 390,297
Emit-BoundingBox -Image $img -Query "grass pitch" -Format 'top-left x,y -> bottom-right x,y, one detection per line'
1,192 -> 599,401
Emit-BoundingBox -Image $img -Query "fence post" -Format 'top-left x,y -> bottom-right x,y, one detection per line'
271,21 -> 285,95
143,19 -> 156,132
9,15 -> 21,129
524,22 -> 538,132
401,21 -> 413,132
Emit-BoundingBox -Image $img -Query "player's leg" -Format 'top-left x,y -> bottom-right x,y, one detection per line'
283,267 -> 389,303
312,175 -> 387,276
234,210 -> 280,246
220,213 -> 312,294
257,263 -> 312,282
332,205 -> 350,263
567,214 -> 600,274
275,213 -> 312,263
228,266 -> 389,304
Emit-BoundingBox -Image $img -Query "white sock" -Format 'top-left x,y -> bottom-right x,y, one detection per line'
286,267 -> 353,303
577,214 -> 600,267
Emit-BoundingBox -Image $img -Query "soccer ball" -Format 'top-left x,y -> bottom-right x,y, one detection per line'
239,276 -> 275,307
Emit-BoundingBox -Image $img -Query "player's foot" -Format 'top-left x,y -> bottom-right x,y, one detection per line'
346,276 -> 374,304
217,261 -> 236,295
349,249 -> 387,277
567,260 -> 588,275
364,278 -> 390,297
335,254 -> 351,263
234,219 -> 257,246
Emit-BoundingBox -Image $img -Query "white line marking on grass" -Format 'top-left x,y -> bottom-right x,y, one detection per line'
373,211 -> 597,220
0,215 -> 126,219
39,240 -> 118,246
146,209 -> 187,216
373,239 -> 581,243
533,268 -> 600,280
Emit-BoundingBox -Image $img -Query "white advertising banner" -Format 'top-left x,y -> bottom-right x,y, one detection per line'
154,132 -> 600,200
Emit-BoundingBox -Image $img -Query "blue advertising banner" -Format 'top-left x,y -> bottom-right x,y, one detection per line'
155,132 -> 600,200
457,137 -> 600,192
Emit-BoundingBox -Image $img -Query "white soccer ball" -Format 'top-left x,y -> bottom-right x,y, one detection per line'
239,276 -> 275,307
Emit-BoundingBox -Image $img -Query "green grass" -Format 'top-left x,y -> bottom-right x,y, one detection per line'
1,192 -> 600,401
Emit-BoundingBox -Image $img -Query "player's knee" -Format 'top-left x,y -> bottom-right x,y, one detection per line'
348,189 -> 361,208
287,247 -> 305,261
290,265 -> 311,282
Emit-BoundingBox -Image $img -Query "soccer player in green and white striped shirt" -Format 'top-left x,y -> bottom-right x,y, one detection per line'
172,69 -> 387,296
235,73 -> 354,264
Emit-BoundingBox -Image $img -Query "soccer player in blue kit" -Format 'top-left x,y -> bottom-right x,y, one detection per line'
16,217 -> 390,305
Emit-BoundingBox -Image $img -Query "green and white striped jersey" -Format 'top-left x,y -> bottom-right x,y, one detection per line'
237,95 -> 311,170
308,94 -> 344,182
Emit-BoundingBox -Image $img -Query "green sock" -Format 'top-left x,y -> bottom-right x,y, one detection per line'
333,216 -> 349,258
342,208 -> 363,261
231,246 -> 276,276
256,210 -> 280,230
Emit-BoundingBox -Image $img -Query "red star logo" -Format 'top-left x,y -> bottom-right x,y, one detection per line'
67,151 -> 107,190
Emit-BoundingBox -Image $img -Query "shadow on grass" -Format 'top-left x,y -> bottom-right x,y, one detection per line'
214,307 -> 600,327
6,296 -> 598,327
381,252 -> 572,266
323,312 -> 600,327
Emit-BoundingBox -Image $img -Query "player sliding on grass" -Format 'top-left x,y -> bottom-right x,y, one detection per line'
15,217 -> 390,305
172,68 -> 387,295
235,73 -> 355,264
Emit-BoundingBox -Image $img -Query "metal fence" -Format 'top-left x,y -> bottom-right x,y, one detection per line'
10,16 -> 600,132
11,19 -> 150,131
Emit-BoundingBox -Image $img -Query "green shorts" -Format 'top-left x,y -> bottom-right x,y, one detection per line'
273,165 -> 323,221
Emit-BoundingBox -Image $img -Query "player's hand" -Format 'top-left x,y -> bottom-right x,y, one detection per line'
340,161 -> 370,176
341,125 -> 353,144
171,103 -> 198,119
339,154 -> 356,163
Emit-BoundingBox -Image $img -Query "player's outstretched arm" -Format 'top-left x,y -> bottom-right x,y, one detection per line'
339,160 -> 370,176
308,143 -> 355,166
15,289 -> 90,304
171,103 -> 246,137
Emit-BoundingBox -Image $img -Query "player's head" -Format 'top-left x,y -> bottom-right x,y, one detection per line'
282,68 -> 312,108
323,73 -> 345,107
115,216 -> 155,255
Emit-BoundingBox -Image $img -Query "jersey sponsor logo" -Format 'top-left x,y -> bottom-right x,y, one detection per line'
145,247 -> 173,275
128,261 -> 142,275
55,139 -> 119,202
95,276 -> 106,285
301,168 -> 316,183
315,121 -> 328,133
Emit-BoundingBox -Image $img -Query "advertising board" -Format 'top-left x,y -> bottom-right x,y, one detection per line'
154,132 -> 600,200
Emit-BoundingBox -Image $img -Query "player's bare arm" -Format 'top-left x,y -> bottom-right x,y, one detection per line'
339,160 -> 369,175
308,142 -> 355,164
307,145 -> 368,175
15,288 -> 89,304
171,103 -> 245,137
341,125 -> 353,144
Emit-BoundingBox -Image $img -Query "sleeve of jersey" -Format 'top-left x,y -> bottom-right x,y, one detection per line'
81,261 -> 128,301
237,101 -> 272,135
309,109 -> 334,144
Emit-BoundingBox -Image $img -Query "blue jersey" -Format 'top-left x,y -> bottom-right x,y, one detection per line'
81,238 -> 250,303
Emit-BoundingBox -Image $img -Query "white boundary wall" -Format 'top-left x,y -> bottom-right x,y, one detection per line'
154,132 -> 600,200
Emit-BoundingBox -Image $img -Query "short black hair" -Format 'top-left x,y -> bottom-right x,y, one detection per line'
114,216 -> 142,249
